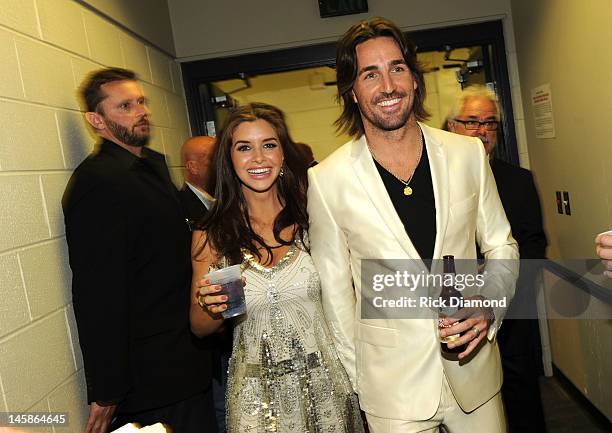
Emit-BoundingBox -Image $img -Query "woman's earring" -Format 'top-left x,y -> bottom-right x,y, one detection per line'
279,167 -> 285,177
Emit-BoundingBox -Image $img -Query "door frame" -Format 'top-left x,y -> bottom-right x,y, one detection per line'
181,20 -> 518,165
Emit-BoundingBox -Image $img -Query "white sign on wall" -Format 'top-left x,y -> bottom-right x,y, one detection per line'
531,83 -> 556,139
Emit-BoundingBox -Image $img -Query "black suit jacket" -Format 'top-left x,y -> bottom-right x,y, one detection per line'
490,158 -> 547,260
490,158 -> 547,357
177,185 -> 232,365
62,140 -> 211,413
178,184 -> 209,231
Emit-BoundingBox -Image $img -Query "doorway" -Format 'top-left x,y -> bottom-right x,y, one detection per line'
181,20 -> 518,164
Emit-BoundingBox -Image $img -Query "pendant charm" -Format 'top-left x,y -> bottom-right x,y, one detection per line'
404,186 -> 413,196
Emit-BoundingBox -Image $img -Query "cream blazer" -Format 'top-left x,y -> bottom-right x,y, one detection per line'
307,123 -> 519,420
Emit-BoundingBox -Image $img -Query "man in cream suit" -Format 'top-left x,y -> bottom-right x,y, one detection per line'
307,18 -> 519,432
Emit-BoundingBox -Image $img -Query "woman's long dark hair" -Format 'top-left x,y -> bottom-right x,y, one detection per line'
196,103 -> 309,265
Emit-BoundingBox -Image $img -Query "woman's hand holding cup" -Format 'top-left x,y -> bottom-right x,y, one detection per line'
197,279 -> 228,315
198,264 -> 247,319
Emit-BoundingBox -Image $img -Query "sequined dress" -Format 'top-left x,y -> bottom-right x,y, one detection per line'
224,241 -> 364,433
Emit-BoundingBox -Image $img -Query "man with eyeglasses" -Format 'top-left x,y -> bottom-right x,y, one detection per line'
448,85 -> 548,433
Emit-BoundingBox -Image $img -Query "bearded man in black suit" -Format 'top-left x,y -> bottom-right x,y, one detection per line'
448,85 -> 548,433
63,68 -> 217,433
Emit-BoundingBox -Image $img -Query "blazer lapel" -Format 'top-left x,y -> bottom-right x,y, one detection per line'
350,135 -> 423,261
421,123 -> 449,260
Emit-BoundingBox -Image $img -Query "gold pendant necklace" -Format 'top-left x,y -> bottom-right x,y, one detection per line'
369,128 -> 423,197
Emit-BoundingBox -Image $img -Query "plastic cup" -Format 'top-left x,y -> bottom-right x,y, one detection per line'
205,264 -> 245,319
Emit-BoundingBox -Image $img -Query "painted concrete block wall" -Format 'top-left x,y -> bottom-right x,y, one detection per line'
0,0 -> 189,430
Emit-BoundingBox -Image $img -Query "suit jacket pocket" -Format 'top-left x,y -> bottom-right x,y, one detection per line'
358,323 -> 398,347
356,323 -> 399,411
449,193 -> 477,216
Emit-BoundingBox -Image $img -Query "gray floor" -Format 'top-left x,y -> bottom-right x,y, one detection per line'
540,375 -> 611,433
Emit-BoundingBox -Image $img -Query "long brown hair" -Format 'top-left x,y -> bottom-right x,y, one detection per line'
334,17 -> 429,138
197,103 -> 309,265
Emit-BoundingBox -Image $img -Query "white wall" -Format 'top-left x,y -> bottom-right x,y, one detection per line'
511,0 -> 612,258
79,0 -> 176,55
216,67 -> 350,160
0,0 -> 188,429
169,0 -> 514,60
511,0 -> 612,420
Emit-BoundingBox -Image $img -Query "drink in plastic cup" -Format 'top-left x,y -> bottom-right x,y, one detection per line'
205,264 -> 245,319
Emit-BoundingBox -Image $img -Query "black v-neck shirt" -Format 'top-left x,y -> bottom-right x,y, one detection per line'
373,139 -> 437,262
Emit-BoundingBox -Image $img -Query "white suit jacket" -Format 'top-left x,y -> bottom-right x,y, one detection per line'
307,123 -> 519,420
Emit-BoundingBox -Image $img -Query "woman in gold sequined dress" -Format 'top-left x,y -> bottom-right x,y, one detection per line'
189,103 -> 364,433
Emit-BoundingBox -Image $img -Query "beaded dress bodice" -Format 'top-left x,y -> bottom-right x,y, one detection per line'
225,242 -> 364,433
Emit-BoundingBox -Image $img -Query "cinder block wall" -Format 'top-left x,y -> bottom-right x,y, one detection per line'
0,1 -> 189,431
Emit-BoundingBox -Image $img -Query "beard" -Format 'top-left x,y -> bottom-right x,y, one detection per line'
106,117 -> 150,147
361,91 -> 412,132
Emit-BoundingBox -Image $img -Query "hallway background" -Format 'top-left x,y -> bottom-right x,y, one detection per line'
0,0 -> 609,430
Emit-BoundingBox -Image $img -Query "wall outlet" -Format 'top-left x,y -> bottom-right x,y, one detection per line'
563,191 -> 571,215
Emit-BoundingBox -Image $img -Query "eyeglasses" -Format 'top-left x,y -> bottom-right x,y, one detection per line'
453,119 -> 499,131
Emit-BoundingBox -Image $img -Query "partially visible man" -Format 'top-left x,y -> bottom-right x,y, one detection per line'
180,135 -> 216,229
308,17 -> 518,433
595,231 -> 612,278
62,68 -> 216,433
179,136 -> 231,433
448,85 -> 548,433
